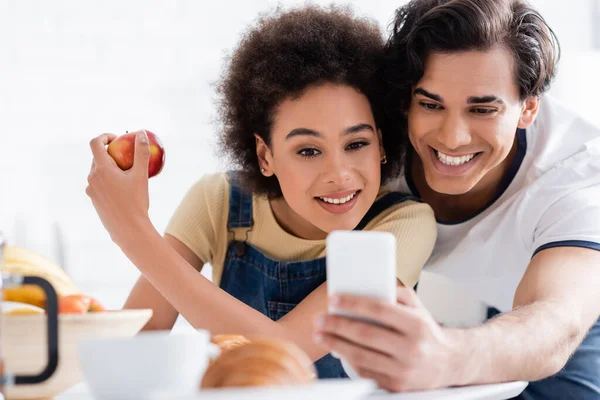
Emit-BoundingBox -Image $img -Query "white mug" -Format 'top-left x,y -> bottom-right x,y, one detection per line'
78,329 -> 220,400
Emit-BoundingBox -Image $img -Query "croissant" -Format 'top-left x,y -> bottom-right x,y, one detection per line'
211,334 -> 252,353
201,337 -> 317,389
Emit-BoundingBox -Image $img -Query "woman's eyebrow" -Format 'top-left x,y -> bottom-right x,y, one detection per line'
285,128 -> 322,140
285,123 -> 374,140
344,123 -> 374,135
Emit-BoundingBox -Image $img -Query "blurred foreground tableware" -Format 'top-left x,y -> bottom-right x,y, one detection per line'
78,329 -> 219,400
2,309 -> 152,400
54,377 -> 527,400
152,379 -> 377,400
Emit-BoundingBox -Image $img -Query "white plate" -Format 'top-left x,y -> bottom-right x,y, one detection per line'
148,379 -> 377,400
57,379 -> 527,400
341,358 -> 528,400
367,381 -> 528,400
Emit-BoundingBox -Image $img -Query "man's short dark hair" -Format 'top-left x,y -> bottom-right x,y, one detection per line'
377,0 -> 561,128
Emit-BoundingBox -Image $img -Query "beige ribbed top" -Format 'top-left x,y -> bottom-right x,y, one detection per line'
164,172 -> 437,288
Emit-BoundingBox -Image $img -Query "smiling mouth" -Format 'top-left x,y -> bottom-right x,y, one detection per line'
433,149 -> 482,166
316,191 -> 359,204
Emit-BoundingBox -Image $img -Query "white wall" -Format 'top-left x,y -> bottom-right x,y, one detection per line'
1,0 -> 597,329
0,0 -> 411,331
530,0 -> 597,51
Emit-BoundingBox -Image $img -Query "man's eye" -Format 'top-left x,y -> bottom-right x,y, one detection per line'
297,148 -> 321,158
421,102 -> 442,110
472,108 -> 498,115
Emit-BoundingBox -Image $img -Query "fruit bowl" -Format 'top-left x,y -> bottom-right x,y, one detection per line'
2,308 -> 152,400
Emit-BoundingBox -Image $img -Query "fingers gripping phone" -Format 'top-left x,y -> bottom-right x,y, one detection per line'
326,230 -> 397,324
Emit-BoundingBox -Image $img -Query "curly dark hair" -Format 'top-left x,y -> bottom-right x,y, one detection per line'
215,5 -> 406,197
376,0 -> 561,135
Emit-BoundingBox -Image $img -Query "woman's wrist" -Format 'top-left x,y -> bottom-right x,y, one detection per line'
115,214 -> 158,254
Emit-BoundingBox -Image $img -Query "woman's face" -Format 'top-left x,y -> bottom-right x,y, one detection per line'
257,83 -> 384,240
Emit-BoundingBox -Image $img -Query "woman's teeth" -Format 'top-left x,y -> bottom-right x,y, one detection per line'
319,192 -> 356,204
435,150 -> 477,166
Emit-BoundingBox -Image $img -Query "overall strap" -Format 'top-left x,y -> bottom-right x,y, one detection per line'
354,192 -> 421,231
226,171 -> 254,230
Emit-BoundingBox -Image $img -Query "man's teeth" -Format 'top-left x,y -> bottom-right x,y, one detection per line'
319,192 -> 356,204
435,150 -> 476,166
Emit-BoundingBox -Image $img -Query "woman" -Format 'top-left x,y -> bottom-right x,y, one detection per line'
85,5 -> 437,378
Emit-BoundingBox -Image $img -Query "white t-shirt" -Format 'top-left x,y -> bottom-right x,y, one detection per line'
388,95 -> 600,323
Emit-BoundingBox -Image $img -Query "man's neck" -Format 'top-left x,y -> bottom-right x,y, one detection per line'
411,138 -> 519,224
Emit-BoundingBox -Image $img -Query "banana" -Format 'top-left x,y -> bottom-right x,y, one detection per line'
2,245 -> 80,309
3,301 -> 45,315
5,308 -> 45,315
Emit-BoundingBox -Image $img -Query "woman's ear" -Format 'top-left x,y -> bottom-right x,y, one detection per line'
255,134 -> 274,176
518,96 -> 541,129
377,128 -> 384,152
377,128 -> 387,163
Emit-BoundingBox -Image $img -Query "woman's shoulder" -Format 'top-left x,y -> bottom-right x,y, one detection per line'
164,171 -> 234,266
167,171 -> 233,229
366,190 -> 436,228
186,171 -> 230,194
179,171 -> 243,208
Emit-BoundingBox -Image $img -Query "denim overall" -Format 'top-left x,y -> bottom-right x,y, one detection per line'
487,307 -> 600,399
219,173 -> 417,379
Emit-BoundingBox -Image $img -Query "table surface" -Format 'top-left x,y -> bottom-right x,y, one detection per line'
56,380 -> 528,400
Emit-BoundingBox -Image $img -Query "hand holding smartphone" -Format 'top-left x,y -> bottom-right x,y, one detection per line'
326,230 -> 397,325
325,230 -> 397,373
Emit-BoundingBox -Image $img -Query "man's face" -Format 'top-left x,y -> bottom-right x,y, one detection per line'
407,47 -> 539,195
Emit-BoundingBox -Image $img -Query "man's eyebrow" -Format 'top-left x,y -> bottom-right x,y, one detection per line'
414,88 -> 443,102
285,124 -> 374,140
415,88 -> 507,106
467,95 -> 506,105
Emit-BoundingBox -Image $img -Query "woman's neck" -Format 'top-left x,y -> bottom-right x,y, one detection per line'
269,197 -> 328,240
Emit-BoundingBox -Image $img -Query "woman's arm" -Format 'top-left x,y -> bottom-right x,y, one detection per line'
85,132 -> 325,355
86,132 -> 434,361
117,220 -> 331,359
115,200 -> 435,361
122,235 -> 205,331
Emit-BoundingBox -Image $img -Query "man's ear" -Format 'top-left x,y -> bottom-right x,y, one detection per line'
518,96 -> 541,129
255,134 -> 274,176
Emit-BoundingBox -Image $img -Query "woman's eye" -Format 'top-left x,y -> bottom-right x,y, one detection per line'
420,102 -> 442,110
297,148 -> 321,158
346,141 -> 370,151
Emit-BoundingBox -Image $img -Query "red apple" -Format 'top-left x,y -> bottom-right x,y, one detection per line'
107,129 -> 165,178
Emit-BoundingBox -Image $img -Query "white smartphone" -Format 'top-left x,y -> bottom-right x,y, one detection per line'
326,230 -> 397,324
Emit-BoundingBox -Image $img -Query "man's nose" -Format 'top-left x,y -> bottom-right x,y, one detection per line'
438,113 -> 472,150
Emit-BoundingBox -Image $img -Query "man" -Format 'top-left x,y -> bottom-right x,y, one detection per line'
314,0 -> 600,398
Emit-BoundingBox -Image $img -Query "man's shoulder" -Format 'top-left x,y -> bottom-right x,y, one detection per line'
526,95 -> 600,176
513,97 -> 600,215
